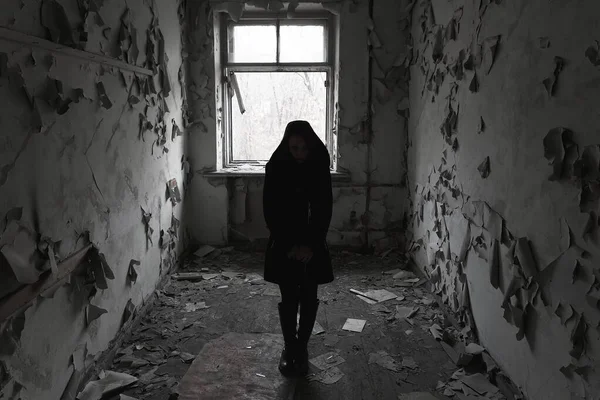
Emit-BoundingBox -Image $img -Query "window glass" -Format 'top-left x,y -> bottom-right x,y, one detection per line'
279,24 -> 326,63
230,25 -> 277,63
231,71 -> 327,161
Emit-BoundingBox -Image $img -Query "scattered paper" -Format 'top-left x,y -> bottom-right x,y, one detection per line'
77,370 -> 137,400
310,352 -> 345,370
308,366 -> 344,384
342,318 -> 366,333
368,350 -> 401,372
362,289 -> 398,303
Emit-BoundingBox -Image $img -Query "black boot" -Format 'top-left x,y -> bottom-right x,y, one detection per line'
278,302 -> 298,377
295,299 -> 320,375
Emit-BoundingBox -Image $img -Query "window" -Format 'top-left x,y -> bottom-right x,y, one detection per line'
219,11 -> 337,169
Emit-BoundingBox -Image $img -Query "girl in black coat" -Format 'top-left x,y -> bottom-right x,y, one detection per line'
263,120 -> 334,376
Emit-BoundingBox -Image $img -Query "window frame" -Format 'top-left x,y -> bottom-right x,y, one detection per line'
219,10 -> 337,169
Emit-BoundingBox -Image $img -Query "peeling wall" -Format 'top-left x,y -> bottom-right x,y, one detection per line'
0,0 -> 187,398
187,0 -> 410,250
407,0 -> 600,398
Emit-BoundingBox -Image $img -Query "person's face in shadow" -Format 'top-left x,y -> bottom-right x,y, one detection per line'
288,135 -> 308,163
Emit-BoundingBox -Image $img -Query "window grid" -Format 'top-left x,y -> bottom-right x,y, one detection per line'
220,12 -> 336,168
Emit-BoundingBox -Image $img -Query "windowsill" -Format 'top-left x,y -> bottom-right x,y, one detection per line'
203,167 -> 351,181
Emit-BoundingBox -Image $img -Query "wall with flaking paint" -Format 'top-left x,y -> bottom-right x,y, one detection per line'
407,0 -> 600,398
187,0 -> 410,251
0,0 -> 187,398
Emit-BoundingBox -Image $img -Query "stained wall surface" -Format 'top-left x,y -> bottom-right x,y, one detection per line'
187,0 -> 410,251
407,0 -> 600,398
0,0 -> 187,398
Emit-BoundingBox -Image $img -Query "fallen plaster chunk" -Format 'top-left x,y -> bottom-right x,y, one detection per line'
368,350 -> 401,372
307,366 -> 344,384
342,318 -> 366,333
310,351 -> 345,370
76,370 -> 137,400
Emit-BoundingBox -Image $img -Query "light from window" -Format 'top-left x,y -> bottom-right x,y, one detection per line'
280,25 -> 326,63
231,25 -> 277,63
231,71 -> 327,161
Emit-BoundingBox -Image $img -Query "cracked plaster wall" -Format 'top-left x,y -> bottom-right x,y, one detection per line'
187,0 -> 409,250
407,0 -> 600,398
0,0 -> 187,398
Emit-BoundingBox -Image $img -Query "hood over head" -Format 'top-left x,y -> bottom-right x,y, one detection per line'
268,120 -> 330,168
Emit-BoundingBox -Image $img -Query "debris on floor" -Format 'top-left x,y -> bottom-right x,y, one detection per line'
308,365 -> 345,384
98,247 -> 521,400
77,370 -> 137,400
342,318 -> 367,332
357,288 -> 399,303
309,351 -> 346,370
368,350 -> 401,372
313,320 -> 326,335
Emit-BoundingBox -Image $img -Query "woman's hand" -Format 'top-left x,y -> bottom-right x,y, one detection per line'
287,245 -> 314,263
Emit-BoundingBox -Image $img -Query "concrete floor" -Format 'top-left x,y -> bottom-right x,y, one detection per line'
102,248 -> 490,400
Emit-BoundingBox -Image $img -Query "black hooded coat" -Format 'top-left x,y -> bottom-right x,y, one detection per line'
263,121 -> 334,285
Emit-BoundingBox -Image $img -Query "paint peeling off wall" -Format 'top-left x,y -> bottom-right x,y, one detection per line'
0,0 -> 187,398
406,0 -> 600,398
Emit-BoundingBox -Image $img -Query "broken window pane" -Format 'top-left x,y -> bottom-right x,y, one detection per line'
231,71 -> 327,161
280,24 -> 326,63
230,25 -> 276,63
